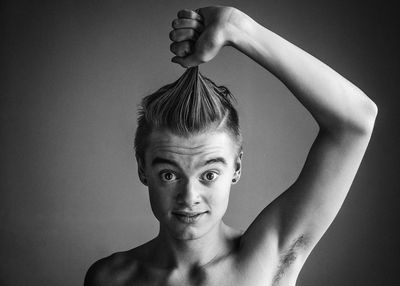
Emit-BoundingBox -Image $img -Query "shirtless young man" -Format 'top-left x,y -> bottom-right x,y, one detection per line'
84,6 -> 378,286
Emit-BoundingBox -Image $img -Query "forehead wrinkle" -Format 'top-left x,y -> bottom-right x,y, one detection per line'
146,130 -> 236,168
149,137 -> 226,155
150,144 -> 223,154
150,146 -> 228,171
151,143 -> 207,152
151,148 -> 225,162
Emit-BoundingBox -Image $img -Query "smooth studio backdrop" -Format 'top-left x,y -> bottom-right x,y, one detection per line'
1,0 -> 398,285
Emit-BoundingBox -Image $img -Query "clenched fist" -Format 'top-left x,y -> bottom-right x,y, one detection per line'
169,6 -> 244,68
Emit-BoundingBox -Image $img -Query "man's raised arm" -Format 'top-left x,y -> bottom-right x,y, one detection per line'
170,5 -> 377,265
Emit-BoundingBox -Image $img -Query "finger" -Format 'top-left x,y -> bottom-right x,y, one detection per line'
172,18 -> 204,33
177,9 -> 203,22
169,28 -> 199,42
170,41 -> 193,57
171,55 -> 199,69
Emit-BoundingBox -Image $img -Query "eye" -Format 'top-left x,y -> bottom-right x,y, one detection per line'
201,171 -> 219,182
160,171 -> 178,182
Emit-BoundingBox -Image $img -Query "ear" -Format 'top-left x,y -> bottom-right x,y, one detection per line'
232,151 -> 243,184
137,157 -> 148,186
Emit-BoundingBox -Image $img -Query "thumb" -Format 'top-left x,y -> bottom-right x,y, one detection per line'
171,55 -> 200,68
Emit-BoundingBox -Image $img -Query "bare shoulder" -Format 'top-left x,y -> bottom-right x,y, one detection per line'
84,242 -> 153,286
83,251 -> 133,286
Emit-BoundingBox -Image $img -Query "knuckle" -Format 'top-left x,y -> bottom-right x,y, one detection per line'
169,26 -> 198,42
178,9 -> 197,20
175,42 -> 190,57
177,9 -> 187,18
169,30 -> 175,41
171,18 -> 179,28
174,30 -> 183,41
187,10 -> 196,19
169,42 -> 177,52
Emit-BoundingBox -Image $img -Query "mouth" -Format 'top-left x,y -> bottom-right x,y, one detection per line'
172,211 -> 207,223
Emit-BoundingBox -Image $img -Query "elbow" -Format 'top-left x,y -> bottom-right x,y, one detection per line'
339,88 -> 378,135
325,93 -> 378,137
358,96 -> 378,135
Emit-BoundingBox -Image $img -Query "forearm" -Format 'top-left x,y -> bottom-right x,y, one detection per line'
227,9 -> 377,135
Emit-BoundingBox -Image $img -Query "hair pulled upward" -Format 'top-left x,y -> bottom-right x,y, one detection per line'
134,67 -> 241,164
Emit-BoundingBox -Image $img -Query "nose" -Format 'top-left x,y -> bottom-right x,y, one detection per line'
176,179 -> 200,206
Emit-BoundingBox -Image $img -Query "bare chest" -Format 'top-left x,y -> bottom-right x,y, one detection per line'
132,260 -> 297,286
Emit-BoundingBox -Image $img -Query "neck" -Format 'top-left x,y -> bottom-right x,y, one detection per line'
153,221 -> 233,270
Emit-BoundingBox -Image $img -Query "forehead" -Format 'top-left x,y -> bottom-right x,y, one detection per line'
145,129 -> 237,167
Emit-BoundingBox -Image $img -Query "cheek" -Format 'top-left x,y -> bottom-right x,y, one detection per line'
209,180 -> 231,212
148,185 -> 173,218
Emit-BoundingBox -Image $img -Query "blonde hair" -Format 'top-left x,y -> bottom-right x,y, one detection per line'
134,67 -> 241,164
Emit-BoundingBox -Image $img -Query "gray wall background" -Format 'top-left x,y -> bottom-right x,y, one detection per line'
1,0 -> 398,285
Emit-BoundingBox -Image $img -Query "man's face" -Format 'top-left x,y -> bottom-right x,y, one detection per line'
141,129 -> 242,240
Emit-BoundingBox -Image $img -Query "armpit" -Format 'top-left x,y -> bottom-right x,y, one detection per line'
273,235 -> 309,284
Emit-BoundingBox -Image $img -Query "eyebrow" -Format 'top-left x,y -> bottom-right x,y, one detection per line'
150,156 -> 227,168
151,157 -> 180,168
202,157 -> 227,167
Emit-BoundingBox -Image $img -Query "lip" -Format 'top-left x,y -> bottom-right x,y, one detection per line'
172,210 -> 207,224
172,210 -> 207,216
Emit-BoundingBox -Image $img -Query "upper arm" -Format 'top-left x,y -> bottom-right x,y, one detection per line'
239,125 -> 375,265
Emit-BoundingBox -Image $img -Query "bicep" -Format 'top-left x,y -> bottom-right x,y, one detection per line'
276,129 -> 371,245
240,129 -> 373,260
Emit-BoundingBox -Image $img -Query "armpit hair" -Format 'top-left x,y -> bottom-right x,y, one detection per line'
273,235 -> 309,284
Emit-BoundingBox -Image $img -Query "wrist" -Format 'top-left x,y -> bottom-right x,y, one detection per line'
224,8 -> 257,48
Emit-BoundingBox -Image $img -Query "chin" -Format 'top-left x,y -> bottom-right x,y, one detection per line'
159,212 -> 222,241
174,232 -> 200,240
170,220 -> 220,241
169,225 -> 205,241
